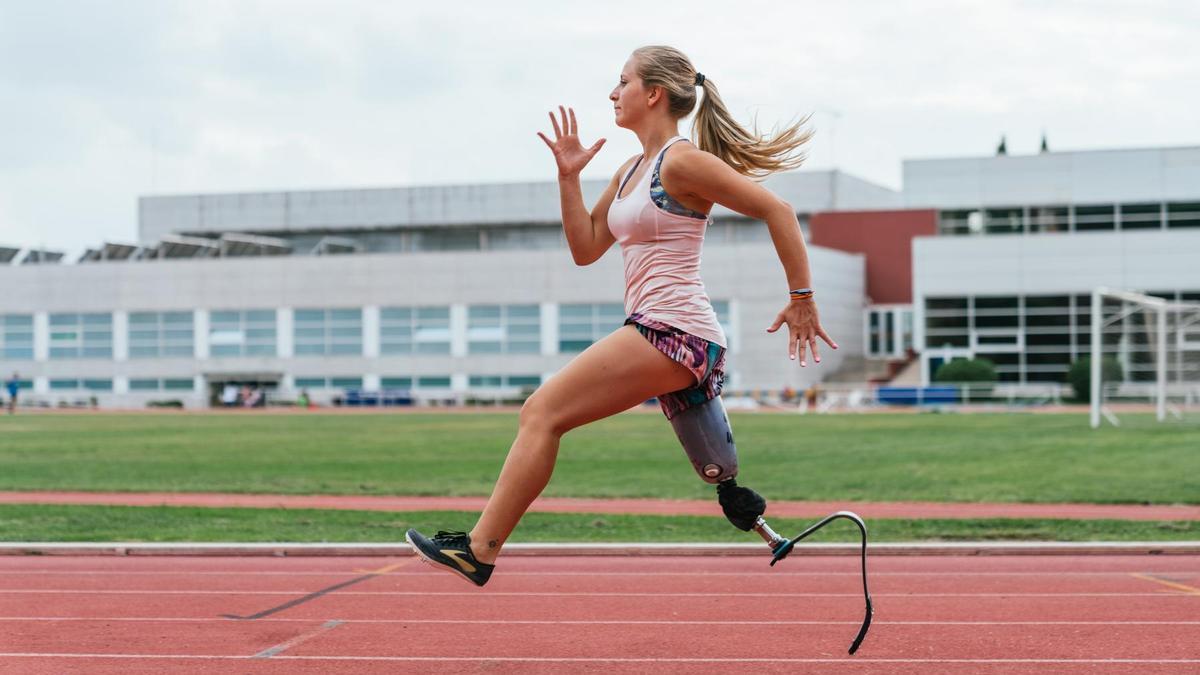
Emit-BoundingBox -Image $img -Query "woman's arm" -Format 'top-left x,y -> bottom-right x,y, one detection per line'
662,146 -> 838,365
538,106 -> 630,266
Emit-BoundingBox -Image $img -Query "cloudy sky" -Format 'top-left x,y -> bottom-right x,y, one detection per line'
1,0 -> 1196,259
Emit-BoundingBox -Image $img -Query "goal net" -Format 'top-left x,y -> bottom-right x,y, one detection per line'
1090,288 -> 1200,428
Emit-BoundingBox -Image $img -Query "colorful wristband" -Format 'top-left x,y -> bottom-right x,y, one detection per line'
789,287 -> 814,300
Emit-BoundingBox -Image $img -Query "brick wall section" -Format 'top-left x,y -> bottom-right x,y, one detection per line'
809,209 -> 937,304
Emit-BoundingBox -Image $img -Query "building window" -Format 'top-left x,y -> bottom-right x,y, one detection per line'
49,313 -> 112,359
380,376 -> 412,389
1,314 -> 34,360
292,376 -> 363,390
1120,203 -> 1162,230
1028,206 -> 1069,233
1074,204 -> 1115,231
866,306 -> 914,358
417,376 -> 452,388
1168,202 -> 1200,228
210,309 -> 277,357
128,311 -> 194,359
984,208 -> 1023,235
129,378 -> 195,392
50,378 -> 112,391
559,303 -> 625,352
469,374 -> 541,389
468,304 -> 541,354
380,306 -> 451,355
294,308 -> 362,356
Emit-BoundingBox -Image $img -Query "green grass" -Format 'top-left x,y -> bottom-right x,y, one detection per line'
1,411 -> 1197,504
2,504 -> 1196,543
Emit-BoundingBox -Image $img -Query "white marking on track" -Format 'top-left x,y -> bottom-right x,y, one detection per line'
2,653 -> 1200,664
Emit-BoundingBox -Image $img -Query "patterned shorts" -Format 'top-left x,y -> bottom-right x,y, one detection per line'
625,312 -> 726,420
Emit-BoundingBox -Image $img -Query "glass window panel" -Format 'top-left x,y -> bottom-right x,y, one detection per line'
210,311 -> 239,323
294,377 -> 327,388
49,314 -> 79,326
1075,204 -> 1115,231
245,344 -> 276,356
330,309 -> 361,322
506,342 -> 540,354
210,344 -> 240,356
128,312 -> 157,325
468,305 -> 502,321
163,379 -> 194,391
926,298 -> 968,311
416,342 -> 451,354
294,344 -> 326,355
509,375 -> 540,387
381,307 -> 412,321
81,347 -> 112,358
381,377 -> 412,389
329,343 -> 362,355
1167,202 -> 1200,228
330,377 -> 363,389
82,313 -> 111,326
417,376 -> 451,388
3,314 -> 33,327
417,306 -> 450,320
50,379 -> 80,390
469,341 -> 503,353
294,309 -> 326,322
129,379 -> 159,391
82,379 -> 113,391
3,348 -> 33,359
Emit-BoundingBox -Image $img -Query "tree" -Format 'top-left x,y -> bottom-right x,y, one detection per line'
1066,356 -> 1123,403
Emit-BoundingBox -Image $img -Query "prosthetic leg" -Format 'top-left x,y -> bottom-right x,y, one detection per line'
669,396 -> 873,655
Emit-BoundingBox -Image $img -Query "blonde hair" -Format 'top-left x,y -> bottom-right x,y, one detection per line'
631,45 -> 813,178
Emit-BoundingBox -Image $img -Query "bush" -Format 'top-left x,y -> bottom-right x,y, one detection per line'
1066,357 -> 1123,403
933,358 -> 997,384
933,358 -> 998,400
146,399 -> 184,409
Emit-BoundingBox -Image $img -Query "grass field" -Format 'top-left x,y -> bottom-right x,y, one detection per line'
1,410 -> 1196,543
1,505 -> 1196,543
1,411 -> 1196,503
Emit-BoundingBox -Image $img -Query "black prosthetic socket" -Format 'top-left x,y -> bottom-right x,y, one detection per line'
716,478 -> 767,531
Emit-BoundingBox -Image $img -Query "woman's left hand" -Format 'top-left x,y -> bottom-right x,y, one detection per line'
766,299 -> 838,366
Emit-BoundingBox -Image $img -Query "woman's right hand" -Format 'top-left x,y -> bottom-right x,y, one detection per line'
537,106 -> 606,179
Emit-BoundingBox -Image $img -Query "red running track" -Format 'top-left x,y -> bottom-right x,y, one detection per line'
0,554 -> 1198,674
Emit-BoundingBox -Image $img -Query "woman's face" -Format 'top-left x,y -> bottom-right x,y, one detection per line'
609,57 -> 646,130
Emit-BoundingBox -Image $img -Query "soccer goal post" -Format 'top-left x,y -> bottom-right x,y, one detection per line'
1090,288 -> 1200,428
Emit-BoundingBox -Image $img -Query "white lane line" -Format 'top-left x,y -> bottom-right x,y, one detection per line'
0,589 -> 1194,597
2,617 -> 1199,626
252,619 -> 343,658
7,570 -> 1199,577
2,654 -> 1200,664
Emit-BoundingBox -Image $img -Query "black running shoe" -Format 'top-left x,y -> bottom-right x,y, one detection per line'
405,529 -> 494,587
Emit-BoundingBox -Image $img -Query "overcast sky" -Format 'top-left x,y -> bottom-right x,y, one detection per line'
1,0 -> 1196,258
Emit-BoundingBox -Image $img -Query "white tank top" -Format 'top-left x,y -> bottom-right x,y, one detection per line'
606,136 -> 726,347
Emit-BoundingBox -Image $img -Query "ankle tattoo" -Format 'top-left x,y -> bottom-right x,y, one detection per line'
488,539 -> 498,549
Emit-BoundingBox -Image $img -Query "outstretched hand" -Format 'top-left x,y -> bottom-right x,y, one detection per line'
537,106 -> 606,179
766,299 -> 838,366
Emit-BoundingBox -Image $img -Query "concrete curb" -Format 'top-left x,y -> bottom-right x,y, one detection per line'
3,541 -> 1199,557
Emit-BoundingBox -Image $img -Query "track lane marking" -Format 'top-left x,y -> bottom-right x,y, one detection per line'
1130,572 -> 1200,595
2,654 -> 1200,664
252,619 -> 343,658
2,589 -> 1195,597
221,559 -> 414,620
3,617 -> 1200,625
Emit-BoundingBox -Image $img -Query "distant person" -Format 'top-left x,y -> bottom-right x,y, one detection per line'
406,45 -> 837,587
5,372 -> 19,414
221,384 -> 239,407
297,389 -> 311,409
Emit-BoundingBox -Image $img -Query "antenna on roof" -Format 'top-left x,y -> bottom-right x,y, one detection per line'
996,134 -> 1008,156
1040,131 -> 1049,154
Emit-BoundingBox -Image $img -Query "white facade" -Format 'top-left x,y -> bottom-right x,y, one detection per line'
0,241 -> 864,408
908,146 -> 1200,385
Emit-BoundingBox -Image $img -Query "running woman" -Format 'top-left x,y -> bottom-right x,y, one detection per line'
407,45 -> 837,586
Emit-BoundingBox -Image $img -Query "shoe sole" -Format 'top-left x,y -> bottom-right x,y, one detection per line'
404,530 -> 484,587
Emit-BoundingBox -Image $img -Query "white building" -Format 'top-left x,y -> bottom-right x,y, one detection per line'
1,170 -> 895,408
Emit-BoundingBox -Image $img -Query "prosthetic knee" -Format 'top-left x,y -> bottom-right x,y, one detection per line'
669,397 -> 787,552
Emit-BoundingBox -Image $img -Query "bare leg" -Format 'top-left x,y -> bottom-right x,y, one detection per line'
468,325 -> 696,563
